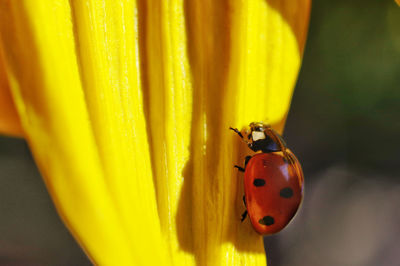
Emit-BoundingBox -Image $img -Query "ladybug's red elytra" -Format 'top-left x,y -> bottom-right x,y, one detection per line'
230,122 -> 304,235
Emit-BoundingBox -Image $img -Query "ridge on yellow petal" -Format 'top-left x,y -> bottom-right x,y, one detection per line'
396,0 -> 400,6
144,0 -> 195,265
0,48 -> 23,137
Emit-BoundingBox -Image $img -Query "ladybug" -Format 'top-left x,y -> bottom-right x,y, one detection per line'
230,122 -> 304,235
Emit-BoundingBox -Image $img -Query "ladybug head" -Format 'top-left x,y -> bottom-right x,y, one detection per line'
248,122 -> 286,153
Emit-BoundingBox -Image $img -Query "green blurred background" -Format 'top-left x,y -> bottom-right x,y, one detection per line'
0,0 -> 399,265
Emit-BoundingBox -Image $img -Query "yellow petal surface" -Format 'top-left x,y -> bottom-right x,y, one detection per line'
0,0 -> 310,265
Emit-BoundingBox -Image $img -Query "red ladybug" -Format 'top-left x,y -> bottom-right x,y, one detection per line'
230,122 -> 304,235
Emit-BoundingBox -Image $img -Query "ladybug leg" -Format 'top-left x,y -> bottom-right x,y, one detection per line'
244,155 -> 252,167
241,195 -> 248,222
234,165 -> 245,172
234,155 -> 252,172
241,210 -> 248,222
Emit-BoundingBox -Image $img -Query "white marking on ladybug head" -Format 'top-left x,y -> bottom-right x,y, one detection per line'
252,131 -> 266,141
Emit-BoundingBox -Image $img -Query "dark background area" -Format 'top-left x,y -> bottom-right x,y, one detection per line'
1,0 -> 399,265
0,139 -> 91,266
265,1 -> 400,266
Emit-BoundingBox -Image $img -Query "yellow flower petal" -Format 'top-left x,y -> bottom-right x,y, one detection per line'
0,0 -> 310,265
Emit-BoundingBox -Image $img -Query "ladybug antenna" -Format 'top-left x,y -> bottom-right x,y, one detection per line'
229,127 -> 250,145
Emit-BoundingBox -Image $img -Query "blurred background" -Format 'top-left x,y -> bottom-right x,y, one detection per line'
1,0 -> 399,265
265,0 -> 400,266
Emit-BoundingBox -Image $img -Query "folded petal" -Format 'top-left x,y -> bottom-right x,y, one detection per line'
0,1 -> 166,264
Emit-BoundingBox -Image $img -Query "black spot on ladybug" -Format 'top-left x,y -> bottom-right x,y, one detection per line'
253,179 -> 265,187
280,187 -> 293,198
259,216 -> 274,226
